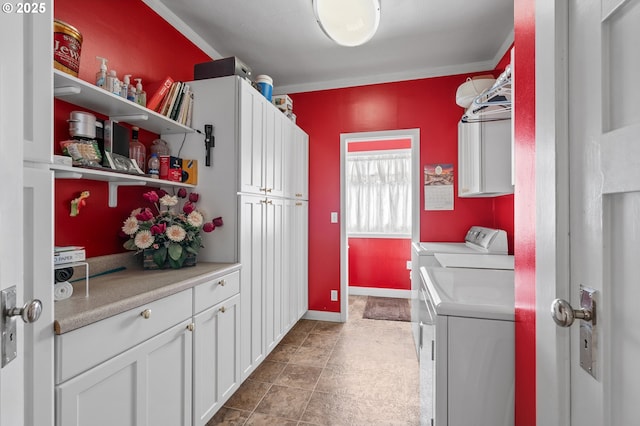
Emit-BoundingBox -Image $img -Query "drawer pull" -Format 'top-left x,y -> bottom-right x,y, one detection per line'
140,309 -> 151,319
219,306 -> 226,314
218,279 -> 226,287
187,323 -> 195,332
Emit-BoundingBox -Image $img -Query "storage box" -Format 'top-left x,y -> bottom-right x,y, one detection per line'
167,168 -> 182,182
194,56 -> 252,81
272,94 -> 293,112
159,155 -> 182,180
182,159 -> 198,185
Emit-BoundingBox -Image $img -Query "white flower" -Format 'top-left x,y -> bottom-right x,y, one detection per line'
187,211 -> 204,227
122,217 -> 139,235
160,195 -> 178,207
130,207 -> 142,217
166,225 -> 186,242
134,230 -> 154,249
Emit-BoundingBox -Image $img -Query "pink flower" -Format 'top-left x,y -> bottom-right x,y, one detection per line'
213,217 -> 224,227
177,188 -> 187,198
189,192 -> 200,203
157,189 -> 168,198
135,208 -> 154,221
150,223 -> 166,235
143,191 -> 159,203
183,201 -> 195,214
203,222 -> 215,232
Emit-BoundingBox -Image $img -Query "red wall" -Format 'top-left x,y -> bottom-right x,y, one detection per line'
348,238 -> 411,290
292,69 -> 514,312
53,0 -> 210,256
514,0 -> 536,423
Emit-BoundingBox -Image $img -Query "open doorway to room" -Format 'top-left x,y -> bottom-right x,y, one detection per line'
340,129 -> 420,322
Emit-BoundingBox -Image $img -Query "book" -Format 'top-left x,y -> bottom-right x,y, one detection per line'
146,76 -> 174,112
159,81 -> 181,117
54,246 -> 86,265
163,81 -> 183,117
170,83 -> 188,121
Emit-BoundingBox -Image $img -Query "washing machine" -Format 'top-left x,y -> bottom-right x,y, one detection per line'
410,226 -> 509,354
419,265 -> 514,426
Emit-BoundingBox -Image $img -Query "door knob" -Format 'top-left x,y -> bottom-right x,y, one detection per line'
550,298 -> 593,327
6,299 -> 42,324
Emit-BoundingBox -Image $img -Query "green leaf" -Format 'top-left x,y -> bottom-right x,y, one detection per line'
123,239 -> 137,250
168,243 -> 183,261
152,246 -> 167,268
185,245 -> 199,255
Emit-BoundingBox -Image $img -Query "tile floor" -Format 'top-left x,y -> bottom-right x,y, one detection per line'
208,295 -> 420,425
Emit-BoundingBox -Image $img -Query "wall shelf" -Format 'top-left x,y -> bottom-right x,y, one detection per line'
51,164 -> 195,207
53,70 -> 194,135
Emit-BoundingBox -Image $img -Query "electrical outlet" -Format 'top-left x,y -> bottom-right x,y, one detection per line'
330,212 -> 338,223
406,260 -> 412,270
331,290 -> 338,301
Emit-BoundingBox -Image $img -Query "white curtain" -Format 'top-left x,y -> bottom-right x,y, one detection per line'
346,150 -> 411,235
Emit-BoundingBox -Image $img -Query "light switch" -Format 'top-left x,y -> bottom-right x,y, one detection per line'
330,212 -> 338,223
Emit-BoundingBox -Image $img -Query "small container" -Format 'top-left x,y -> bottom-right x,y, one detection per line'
68,111 -> 96,139
255,75 -> 273,101
148,153 -> 160,178
128,126 -> 146,171
54,19 -> 83,77
135,78 -> 147,107
95,56 -> 108,88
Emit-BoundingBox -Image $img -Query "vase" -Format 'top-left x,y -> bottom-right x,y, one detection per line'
142,248 -> 197,270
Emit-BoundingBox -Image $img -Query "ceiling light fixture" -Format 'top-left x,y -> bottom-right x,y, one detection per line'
312,0 -> 381,47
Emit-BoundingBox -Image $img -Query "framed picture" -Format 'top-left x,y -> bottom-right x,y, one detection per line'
104,152 -> 144,174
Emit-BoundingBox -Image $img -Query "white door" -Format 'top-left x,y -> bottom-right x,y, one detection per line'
552,0 -> 640,424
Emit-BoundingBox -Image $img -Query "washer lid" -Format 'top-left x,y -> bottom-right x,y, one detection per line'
420,266 -> 514,321
413,242 -> 479,256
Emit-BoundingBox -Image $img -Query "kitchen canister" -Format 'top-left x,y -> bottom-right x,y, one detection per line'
255,75 -> 273,101
68,111 -> 96,139
54,19 -> 83,77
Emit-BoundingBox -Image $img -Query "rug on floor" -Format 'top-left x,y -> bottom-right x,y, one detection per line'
362,296 -> 411,322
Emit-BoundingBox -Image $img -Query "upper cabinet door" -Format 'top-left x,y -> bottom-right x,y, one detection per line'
24,8 -> 53,164
239,80 -> 266,195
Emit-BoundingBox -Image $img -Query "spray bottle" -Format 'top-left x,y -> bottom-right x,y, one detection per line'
95,56 -> 108,89
135,78 -> 147,107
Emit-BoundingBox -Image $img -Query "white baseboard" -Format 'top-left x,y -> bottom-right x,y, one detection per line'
348,286 -> 411,299
302,310 -> 343,322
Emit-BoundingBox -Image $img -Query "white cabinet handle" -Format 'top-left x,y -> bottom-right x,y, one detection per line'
186,323 -> 195,332
218,279 -> 226,287
140,309 -> 151,319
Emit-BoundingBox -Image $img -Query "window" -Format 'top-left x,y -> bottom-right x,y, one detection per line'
346,149 -> 411,236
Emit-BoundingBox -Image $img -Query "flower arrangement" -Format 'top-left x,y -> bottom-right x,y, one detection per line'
122,188 -> 222,269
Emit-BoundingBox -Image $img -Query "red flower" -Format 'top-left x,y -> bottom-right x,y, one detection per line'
157,189 -> 168,198
150,223 -> 167,235
177,188 -> 187,198
183,201 -> 195,214
136,208 -> 154,221
212,217 -> 224,227
189,192 -> 200,203
203,222 -> 215,233
143,191 -> 159,203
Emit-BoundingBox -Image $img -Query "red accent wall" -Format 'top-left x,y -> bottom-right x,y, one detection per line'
348,238 -> 411,290
292,70 -> 514,312
53,0 -> 210,257
514,0 -> 536,424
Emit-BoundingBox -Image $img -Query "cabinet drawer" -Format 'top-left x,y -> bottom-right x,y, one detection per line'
55,289 -> 192,384
193,271 -> 240,314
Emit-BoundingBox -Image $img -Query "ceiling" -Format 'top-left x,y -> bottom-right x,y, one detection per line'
144,0 -> 514,94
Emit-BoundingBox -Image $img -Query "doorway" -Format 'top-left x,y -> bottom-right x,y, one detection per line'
339,129 -> 420,322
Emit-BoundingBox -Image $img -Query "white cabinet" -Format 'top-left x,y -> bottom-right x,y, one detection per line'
55,290 -> 193,426
162,76 -> 309,380
193,276 -> 240,426
458,119 -> 513,197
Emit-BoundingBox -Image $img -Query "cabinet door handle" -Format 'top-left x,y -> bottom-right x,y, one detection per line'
140,309 -> 151,319
186,323 -> 195,332
266,188 -> 273,193
218,279 -> 226,287
260,187 -> 267,192
219,306 -> 226,314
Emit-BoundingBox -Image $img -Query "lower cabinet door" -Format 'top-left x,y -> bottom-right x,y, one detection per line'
56,320 -> 193,426
193,293 -> 241,426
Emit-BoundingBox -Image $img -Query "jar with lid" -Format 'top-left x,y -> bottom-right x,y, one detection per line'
128,126 -> 146,171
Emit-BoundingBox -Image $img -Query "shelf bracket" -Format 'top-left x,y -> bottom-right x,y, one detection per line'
109,114 -> 149,123
54,86 -> 81,97
108,181 -> 146,208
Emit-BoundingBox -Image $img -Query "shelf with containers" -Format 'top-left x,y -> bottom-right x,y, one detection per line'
53,70 -> 198,207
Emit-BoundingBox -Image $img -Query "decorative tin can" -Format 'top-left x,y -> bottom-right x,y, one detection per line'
53,19 -> 83,77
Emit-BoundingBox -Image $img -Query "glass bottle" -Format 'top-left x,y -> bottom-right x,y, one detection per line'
128,126 -> 146,172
